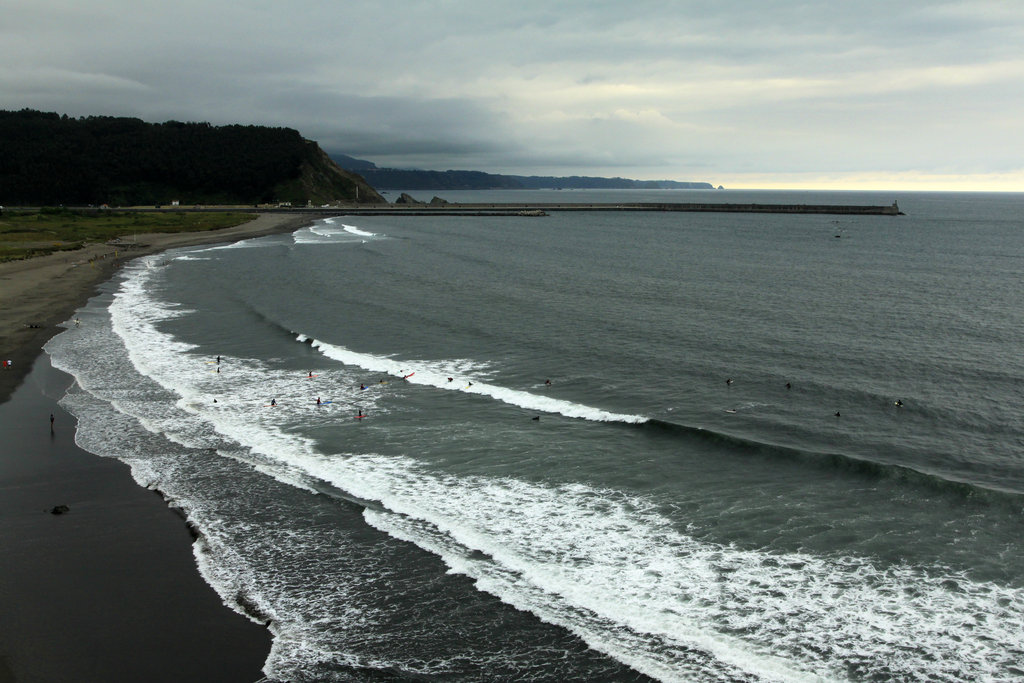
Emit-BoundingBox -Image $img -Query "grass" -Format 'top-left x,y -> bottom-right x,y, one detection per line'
0,208 -> 256,262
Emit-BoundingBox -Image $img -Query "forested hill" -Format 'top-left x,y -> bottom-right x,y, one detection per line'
0,110 -> 385,206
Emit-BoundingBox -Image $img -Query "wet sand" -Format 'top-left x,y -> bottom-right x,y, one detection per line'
0,213 -> 319,682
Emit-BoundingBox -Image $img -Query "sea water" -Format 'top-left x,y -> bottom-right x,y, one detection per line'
46,190 -> 1024,682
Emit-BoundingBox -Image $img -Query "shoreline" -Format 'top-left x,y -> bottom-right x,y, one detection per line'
0,212 -> 320,404
0,213 -> 320,681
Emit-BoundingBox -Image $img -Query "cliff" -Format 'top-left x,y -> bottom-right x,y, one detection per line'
272,144 -> 385,205
0,110 -> 385,206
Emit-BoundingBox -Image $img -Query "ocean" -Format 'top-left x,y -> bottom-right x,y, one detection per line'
45,189 -> 1024,682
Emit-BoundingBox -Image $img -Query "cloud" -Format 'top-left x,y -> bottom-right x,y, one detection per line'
2,0 -> 1023,188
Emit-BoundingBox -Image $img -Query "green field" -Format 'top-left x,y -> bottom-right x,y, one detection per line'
0,209 -> 255,261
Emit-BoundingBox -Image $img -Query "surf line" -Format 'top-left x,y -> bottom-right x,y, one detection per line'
301,336 -> 647,423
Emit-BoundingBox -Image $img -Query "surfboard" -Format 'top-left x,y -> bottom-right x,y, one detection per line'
265,404 -> 278,408
354,414 -> 367,419
305,374 -> 320,379
316,401 -> 332,406
403,372 -> 415,379
725,409 -> 737,413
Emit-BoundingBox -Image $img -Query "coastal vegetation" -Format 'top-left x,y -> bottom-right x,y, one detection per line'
0,110 -> 384,207
0,208 -> 254,261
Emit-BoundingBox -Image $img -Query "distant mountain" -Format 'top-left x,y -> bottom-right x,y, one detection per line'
331,155 -> 715,191
0,110 -> 386,206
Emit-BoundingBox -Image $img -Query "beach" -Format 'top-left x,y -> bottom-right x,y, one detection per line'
0,213 -> 316,682
0,212 -> 318,402
5,191 -> 1023,680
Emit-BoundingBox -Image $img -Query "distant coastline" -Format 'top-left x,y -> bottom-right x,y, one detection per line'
331,153 -> 719,191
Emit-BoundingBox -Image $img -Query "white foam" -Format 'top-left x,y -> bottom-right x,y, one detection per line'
293,218 -> 380,245
46,249 -> 1024,683
345,461 -> 1024,683
307,337 -> 647,423
342,223 -> 376,238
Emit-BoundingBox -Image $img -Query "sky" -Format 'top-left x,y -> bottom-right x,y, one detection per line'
3,0 -> 1023,191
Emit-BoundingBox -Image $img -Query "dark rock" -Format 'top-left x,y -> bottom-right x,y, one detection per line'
394,192 -> 425,205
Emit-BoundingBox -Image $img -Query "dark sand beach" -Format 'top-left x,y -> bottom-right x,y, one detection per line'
0,213 -> 318,682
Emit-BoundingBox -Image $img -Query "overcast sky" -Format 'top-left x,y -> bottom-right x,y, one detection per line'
3,1 -> 1023,190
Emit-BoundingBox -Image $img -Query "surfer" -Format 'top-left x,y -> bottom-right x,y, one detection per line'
308,371 -> 313,378
271,399 -> 276,407
358,408 -> 363,418
786,382 -> 791,390
545,379 -> 551,387
726,378 -> 733,386
834,411 -> 840,417
216,355 -> 221,364
448,377 -> 453,382
360,383 -> 366,390
894,400 -> 903,407
316,397 -> 321,405
532,416 -> 540,421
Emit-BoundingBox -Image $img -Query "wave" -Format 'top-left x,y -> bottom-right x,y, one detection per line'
294,324 -> 1024,504
348,457 -> 1024,683
302,335 -> 647,424
46,252 -> 1024,682
293,218 -> 380,245
643,418 -> 1024,506
299,325 -> 1024,503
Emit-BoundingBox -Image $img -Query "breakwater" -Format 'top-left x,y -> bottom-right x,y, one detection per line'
47,201 -> 904,217
270,201 -> 904,217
